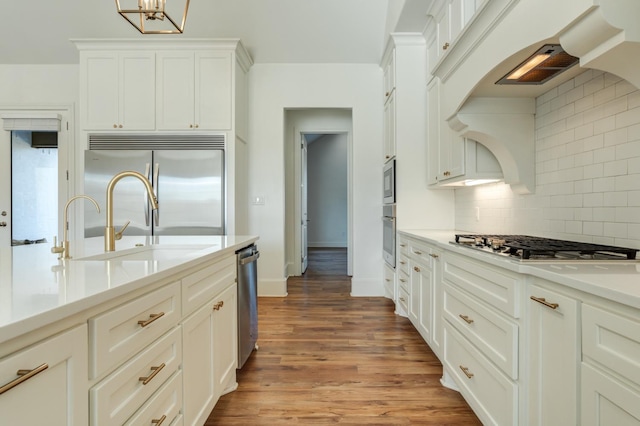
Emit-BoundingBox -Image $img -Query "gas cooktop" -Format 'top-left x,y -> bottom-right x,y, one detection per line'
453,234 -> 639,261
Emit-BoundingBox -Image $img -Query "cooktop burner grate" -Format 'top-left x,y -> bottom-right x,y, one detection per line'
454,234 -> 639,260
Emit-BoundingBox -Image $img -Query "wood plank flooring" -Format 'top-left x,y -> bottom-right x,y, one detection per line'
207,248 -> 481,425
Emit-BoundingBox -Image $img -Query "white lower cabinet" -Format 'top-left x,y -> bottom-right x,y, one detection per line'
527,281 -> 579,426
444,323 -> 517,425
383,262 -> 396,300
183,282 -> 237,426
581,302 -> 640,425
0,324 -> 88,425
125,369 -> 183,426
410,259 -> 433,345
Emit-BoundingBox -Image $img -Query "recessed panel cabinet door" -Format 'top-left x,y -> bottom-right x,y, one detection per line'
0,325 -> 88,425
156,51 -> 196,130
195,51 -> 232,130
119,52 -> 156,130
81,52 -> 119,130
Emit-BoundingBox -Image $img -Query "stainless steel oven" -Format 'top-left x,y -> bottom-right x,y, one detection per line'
382,205 -> 396,268
383,159 -> 396,204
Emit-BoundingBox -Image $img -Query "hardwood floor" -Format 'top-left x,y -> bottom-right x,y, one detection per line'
207,248 -> 481,425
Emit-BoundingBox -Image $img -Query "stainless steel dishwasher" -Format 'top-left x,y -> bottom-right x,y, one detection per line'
236,244 -> 259,368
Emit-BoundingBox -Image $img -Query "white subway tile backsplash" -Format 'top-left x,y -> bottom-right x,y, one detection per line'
455,71 -> 640,249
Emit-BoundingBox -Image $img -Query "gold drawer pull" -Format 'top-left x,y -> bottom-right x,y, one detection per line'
213,301 -> 224,311
399,261 -> 406,265
459,314 -> 474,324
443,42 -> 450,50
413,266 -> 421,272
137,312 -> 165,327
0,363 -> 48,395
399,297 -> 406,302
459,365 -> 474,379
530,296 -> 559,310
399,243 -> 407,247
139,363 -> 165,385
152,415 -> 167,425
413,250 -> 422,255
399,278 -> 407,283
429,253 -> 439,259
385,278 -> 391,282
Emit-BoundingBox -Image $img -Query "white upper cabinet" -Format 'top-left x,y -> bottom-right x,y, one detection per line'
80,51 -> 156,131
156,51 -> 232,131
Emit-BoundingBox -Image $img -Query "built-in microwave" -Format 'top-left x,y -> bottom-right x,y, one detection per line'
383,159 -> 395,204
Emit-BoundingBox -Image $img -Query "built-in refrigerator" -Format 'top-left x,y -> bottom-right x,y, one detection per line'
84,149 -> 224,237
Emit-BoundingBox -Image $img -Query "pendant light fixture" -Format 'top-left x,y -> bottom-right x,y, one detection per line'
115,0 -> 190,34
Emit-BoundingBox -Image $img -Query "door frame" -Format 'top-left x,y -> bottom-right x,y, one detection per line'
293,129 -> 352,276
0,103 -> 75,247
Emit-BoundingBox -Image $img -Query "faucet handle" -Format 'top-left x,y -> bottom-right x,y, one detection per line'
51,236 -> 65,257
115,221 -> 131,240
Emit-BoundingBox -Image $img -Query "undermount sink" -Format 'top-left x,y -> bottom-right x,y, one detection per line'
74,244 -> 215,262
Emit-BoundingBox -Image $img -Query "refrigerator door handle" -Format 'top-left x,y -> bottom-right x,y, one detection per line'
153,162 -> 160,226
144,163 -> 151,226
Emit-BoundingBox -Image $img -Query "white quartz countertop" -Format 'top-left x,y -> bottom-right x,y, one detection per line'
0,235 -> 258,344
398,229 -> 640,309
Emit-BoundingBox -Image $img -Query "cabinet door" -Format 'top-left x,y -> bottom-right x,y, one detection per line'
0,325 -> 87,425
195,51 -> 232,130
430,249 -> 443,359
213,283 -> 238,397
383,90 -> 396,162
417,263 -> 433,344
157,51 -> 195,130
528,283 -> 579,426
119,51 -> 156,130
182,300 -> 215,426
82,52 -> 119,130
437,2 -> 451,57
427,78 -> 440,185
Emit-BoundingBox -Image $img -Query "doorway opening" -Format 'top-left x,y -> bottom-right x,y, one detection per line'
10,131 -> 58,245
284,108 -> 353,283
301,132 -> 348,274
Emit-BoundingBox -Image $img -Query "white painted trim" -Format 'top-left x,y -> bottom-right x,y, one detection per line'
308,242 -> 348,248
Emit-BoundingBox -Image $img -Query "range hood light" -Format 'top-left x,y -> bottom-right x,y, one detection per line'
506,53 -> 551,80
496,44 -> 579,85
463,179 -> 501,187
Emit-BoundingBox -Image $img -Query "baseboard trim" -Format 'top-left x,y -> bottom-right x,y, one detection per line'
308,242 -> 347,248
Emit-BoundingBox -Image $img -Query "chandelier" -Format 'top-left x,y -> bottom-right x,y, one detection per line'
115,0 -> 191,34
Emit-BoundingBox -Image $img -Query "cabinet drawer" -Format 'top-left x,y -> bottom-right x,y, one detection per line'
582,303 -> 640,385
89,282 -> 181,379
443,253 -> 521,317
397,253 -> 410,276
581,362 -> 640,426
383,263 -> 395,299
91,326 -> 182,426
124,369 -> 182,426
398,269 -> 409,293
397,287 -> 409,315
444,283 -> 518,379
182,255 -> 236,316
409,240 -> 433,267
398,238 -> 409,257
444,323 -> 518,426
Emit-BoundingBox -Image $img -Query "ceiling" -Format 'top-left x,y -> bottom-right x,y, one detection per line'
1,0 -> 394,65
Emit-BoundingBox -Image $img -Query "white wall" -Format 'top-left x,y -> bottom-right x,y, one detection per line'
248,63 -> 383,296
455,70 -> 640,250
307,133 -> 348,247
0,65 -> 79,104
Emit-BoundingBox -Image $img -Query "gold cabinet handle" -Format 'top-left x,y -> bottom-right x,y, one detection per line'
139,363 -> 165,385
399,261 -> 406,265
429,253 -> 439,259
414,250 -> 422,255
399,278 -> 407,283
459,314 -> 474,324
443,42 -> 450,50
113,124 -> 118,128
213,301 -> 224,311
530,296 -> 559,310
385,91 -> 390,97
0,363 -> 48,395
399,297 -> 406,302
413,266 -> 421,272
137,312 -> 165,327
152,415 -> 167,425
459,365 -> 474,379
118,124 -> 123,128
385,278 -> 391,282
399,244 -> 407,248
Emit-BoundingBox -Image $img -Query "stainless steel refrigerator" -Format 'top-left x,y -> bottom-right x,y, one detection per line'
84,149 -> 224,237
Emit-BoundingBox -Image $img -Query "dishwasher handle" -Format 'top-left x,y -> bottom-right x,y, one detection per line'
239,251 -> 260,265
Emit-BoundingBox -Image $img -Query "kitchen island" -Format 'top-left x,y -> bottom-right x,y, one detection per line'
397,229 -> 640,426
0,234 -> 258,425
